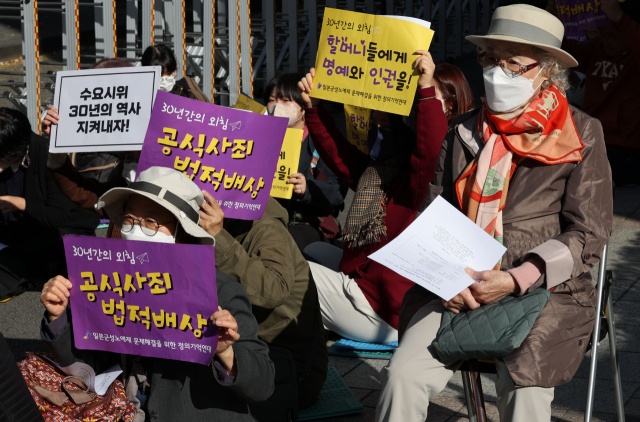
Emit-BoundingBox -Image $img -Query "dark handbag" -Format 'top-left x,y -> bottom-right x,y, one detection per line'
432,288 -> 551,362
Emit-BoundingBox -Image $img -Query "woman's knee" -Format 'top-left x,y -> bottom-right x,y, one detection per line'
303,242 -> 343,271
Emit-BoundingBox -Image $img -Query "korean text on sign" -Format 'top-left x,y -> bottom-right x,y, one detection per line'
137,91 -> 289,220
233,93 -> 267,114
556,0 -> 610,32
310,8 -> 433,116
270,128 -> 303,199
344,104 -> 371,154
50,66 -> 161,153
64,235 -> 219,365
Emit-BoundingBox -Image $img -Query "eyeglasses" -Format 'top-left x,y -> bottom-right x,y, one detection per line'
116,214 -> 177,236
477,52 -> 540,78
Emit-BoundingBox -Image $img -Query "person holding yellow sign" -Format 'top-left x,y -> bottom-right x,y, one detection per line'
263,73 -> 347,252
299,51 -> 448,344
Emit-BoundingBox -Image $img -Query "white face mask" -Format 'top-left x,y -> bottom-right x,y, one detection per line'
159,75 -> 176,92
122,163 -> 138,185
483,66 -> 544,113
267,104 -> 304,127
120,224 -> 176,244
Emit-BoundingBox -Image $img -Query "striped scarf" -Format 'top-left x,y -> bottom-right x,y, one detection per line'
455,85 -> 584,265
343,155 -> 404,249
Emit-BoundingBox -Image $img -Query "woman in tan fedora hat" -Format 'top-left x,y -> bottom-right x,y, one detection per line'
375,4 -> 612,422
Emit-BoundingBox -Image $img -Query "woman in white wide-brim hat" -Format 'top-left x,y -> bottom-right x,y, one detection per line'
375,4 -> 612,422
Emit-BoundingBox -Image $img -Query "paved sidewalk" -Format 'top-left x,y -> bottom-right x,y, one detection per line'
1,188 -> 638,422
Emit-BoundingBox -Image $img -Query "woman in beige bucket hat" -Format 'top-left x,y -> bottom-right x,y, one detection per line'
376,4 -> 612,422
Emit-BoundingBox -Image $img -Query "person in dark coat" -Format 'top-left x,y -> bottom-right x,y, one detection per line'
141,45 -> 211,102
39,167 -> 274,422
0,108 -> 99,301
263,73 -> 347,252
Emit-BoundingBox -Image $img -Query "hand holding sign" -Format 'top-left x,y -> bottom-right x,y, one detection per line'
42,105 -> 60,136
212,306 -> 240,376
298,69 -> 320,108
287,173 -> 307,198
414,51 -> 436,90
40,275 -> 72,321
198,190 -> 225,237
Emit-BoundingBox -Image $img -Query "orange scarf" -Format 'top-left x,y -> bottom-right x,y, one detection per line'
455,85 -> 584,265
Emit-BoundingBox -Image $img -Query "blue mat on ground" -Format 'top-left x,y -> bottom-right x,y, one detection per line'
327,344 -> 393,360
298,366 -> 364,421
334,339 -> 399,351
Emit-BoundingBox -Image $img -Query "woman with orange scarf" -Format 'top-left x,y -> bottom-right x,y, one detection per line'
376,5 -> 613,422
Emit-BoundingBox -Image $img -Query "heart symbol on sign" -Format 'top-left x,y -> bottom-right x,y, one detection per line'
317,83 -> 322,89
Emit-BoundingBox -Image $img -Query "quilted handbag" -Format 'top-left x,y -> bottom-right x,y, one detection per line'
18,352 -> 136,422
432,288 -> 552,362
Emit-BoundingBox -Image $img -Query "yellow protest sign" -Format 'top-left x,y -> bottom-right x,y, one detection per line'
270,128 -> 303,199
311,8 -> 433,116
344,104 -> 371,154
233,93 -> 267,114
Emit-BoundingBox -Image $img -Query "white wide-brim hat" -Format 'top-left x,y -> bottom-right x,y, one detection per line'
466,4 -> 578,68
96,166 -> 214,245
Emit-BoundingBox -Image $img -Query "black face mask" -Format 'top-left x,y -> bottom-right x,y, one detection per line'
367,126 -> 403,162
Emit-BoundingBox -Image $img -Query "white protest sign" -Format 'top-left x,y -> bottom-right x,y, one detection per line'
50,66 -> 161,153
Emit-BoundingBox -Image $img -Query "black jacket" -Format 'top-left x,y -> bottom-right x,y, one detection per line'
0,133 -> 99,234
276,135 -> 346,224
42,269 -> 275,422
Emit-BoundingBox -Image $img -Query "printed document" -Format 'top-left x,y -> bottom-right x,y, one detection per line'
369,196 -> 507,301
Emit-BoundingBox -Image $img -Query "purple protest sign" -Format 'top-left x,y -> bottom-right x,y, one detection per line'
137,91 -> 288,220
64,235 -> 218,366
556,0 -> 610,32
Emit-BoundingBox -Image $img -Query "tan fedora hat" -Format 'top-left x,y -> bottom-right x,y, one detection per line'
466,4 -> 578,68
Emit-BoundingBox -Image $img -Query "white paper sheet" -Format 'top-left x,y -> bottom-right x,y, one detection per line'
369,196 -> 507,301
384,15 -> 432,29
59,362 -> 122,395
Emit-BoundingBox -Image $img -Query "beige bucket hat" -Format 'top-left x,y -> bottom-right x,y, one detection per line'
96,166 -> 214,245
466,4 -> 578,68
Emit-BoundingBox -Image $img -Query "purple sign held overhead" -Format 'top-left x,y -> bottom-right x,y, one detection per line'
556,0 -> 610,33
137,91 -> 288,220
64,235 -> 218,366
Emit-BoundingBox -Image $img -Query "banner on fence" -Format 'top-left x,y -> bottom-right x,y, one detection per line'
310,8 -> 433,116
50,67 -> 161,153
64,235 -> 218,365
137,91 -> 288,220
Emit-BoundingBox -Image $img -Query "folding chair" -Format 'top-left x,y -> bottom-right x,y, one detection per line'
460,241 -> 625,422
